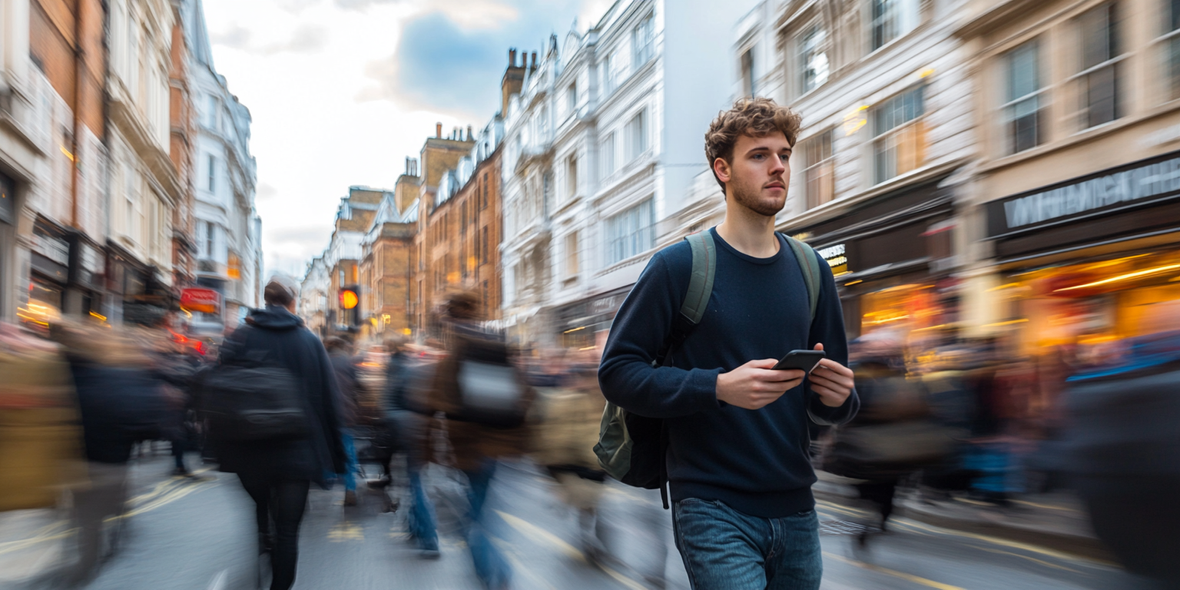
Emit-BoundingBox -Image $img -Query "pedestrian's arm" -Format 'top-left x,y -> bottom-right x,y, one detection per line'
598,254 -> 722,419
806,254 -> 859,426
316,341 -> 348,473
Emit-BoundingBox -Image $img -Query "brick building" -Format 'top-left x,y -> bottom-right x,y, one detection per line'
358,191 -> 416,339
168,0 -> 196,291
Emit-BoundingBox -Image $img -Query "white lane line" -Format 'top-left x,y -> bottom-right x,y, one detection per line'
205,569 -> 228,590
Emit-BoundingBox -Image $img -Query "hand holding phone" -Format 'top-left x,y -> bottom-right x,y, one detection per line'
771,349 -> 826,373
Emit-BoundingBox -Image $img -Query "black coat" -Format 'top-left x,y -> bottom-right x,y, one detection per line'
69,362 -> 169,464
213,306 -> 346,481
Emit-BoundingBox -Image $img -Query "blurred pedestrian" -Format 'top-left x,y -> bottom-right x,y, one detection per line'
419,290 -> 535,590
598,97 -> 857,590
370,335 -> 440,557
204,274 -> 345,590
54,323 -> 172,585
325,336 -> 364,507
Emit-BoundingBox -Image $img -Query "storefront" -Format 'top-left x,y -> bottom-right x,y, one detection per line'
984,150 -> 1180,358
784,175 -> 961,347
552,286 -> 631,352
107,243 -> 169,326
21,217 -> 71,331
67,233 -> 106,321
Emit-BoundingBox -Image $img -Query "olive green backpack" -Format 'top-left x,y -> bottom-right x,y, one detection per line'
594,231 -> 823,508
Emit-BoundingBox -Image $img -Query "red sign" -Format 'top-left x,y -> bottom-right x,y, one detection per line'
180,288 -> 221,314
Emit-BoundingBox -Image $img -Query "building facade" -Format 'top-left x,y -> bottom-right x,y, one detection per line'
184,0 -> 260,332
358,191 -> 416,339
168,0 -> 197,292
299,254 -> 329,336
958,0 -> 1180,354
499,0 -> 757,349
715,0 -> 976,350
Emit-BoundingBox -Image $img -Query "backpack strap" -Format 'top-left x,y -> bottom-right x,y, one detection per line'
781,233 -> 822,324
653,231 -> 717,367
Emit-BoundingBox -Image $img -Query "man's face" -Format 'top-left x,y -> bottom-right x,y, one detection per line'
716,132 -> 792,217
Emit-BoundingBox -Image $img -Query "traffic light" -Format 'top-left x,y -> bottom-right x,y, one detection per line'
339,285 -> 360,326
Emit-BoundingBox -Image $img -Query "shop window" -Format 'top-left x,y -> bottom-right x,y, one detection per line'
798,25 -> 829,95
1003,40 -> 1046,154
1074,3 -> 1124,129
872,85 -> 926,184
605,199 -> 654,266
1164,0 -> 1180,100
804,129 -> 835,209
741,48 -> 756,98
871,0 -> 919,51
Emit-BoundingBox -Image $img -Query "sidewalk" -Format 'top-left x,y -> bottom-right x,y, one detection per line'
813,471 -> 1110,561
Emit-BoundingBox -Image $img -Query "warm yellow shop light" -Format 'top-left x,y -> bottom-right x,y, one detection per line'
1054,264 -> 1180,292
563,326 -> 585,334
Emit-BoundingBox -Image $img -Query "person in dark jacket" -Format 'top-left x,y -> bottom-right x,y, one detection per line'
325,337 -> 363,507
212,275 -> 346,590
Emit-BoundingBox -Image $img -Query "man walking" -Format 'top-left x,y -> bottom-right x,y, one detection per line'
598,97 -> 859,590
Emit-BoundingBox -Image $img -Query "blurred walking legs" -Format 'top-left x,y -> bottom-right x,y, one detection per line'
406,466 -> 439,555
238,474 -> 310,590
464,461 -> 510,590
69,462 -> 129,585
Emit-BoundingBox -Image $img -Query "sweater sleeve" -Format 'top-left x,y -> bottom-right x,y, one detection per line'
805,251 -> 860,426
598,252 -> 723,419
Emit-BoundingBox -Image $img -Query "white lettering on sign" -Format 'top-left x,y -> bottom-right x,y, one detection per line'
1002,156 -> 1180,230
817,243 -> 847,268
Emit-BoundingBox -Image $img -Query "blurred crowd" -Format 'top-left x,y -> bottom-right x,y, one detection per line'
2,283 -> 1179,588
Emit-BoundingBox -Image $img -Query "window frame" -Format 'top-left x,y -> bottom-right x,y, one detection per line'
798,24 -> 830,95
803,128 -> 836,210
625,110 -> 647,163
604,199 -> 655,266
999,39 -> 1048,155
1065,2 -> 1126,131
633,14 -> 655,67
871,85 -> 926,185
600,132 -> 617,180
1158,0 -> 1180,102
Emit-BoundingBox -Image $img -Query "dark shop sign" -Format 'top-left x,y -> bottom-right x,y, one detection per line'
988,151 -> 1180,238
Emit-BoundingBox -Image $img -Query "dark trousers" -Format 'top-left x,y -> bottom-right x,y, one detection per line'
237,474 -> 310,590
855,479 -> 899,526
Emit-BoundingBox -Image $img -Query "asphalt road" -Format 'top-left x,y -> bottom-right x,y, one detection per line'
2,455 -> 1153,590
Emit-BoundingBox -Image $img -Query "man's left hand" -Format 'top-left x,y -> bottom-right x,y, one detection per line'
809,343 -> 854,407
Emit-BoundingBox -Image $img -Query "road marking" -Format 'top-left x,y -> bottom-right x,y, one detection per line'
974,546 -> 1083,574
494,510 -> 647,590
824,551 -> 967,590
327,522 -> 365,542
205,569 -> 228,590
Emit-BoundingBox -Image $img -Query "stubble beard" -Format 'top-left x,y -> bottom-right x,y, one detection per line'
731,178 -> 786,218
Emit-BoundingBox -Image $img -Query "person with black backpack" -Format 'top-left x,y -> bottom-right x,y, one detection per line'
418,290 -> 535,590
205,274 -> 345,590
597,97 -> 859,590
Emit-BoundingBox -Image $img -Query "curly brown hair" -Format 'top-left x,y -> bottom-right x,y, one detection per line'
705,97 -> 802,194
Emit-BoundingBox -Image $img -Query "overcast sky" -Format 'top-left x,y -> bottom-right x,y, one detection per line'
201,0 -> 613,279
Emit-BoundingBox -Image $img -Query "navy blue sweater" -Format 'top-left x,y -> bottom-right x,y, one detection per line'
598,227 -> 859,518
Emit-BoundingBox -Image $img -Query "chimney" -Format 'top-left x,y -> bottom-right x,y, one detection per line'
466,125 -> 473,141
530,51 -> 537,70
436,122 -> 442,138
509,48 -> 517,67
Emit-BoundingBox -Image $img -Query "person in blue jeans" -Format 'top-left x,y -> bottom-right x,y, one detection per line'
378,337 -> 440,558
598,97 -> 859,590
326,337 -> 364,506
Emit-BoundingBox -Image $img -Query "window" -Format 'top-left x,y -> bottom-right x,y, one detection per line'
1164,0 -> 1180,100
741,48 -> 755,97
461,202 -> 468,235
871,0 -> 919,51
566,154 -> 578,199
799,25 -> 829,94
204,94 -> 219,128
482,227 -> 489,264
567,82 -> 577,116
872,85 -> 926,184
633,15 -> 654,66
600,132 -> 616,179
482,173 -> 489,209
804,129 -> 835,209
565,231 -> 579,277
625,110 -> 647,163
207,154 -> 216,192
602,53 -> 615,94
1003,41 -> 1045,154
605,199 -> 654,265
474,229 -> 481,263
1076,3 -> 1123,128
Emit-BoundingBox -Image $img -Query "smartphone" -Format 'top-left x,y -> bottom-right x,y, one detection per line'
771,350 -> 826,373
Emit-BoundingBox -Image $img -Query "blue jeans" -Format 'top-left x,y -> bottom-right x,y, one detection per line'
464,461 -> 510,589
406,467 -> 438,551
672,498 -> 822,590
341,430 -> 360,492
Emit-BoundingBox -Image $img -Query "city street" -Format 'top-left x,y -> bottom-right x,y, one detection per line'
2,456 -> 1150,590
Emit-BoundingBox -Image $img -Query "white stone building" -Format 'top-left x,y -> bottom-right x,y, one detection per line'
499,0 -> 757,348
184,0 -> 261,332
704,0 -> 977,341
299,254 -> 329,337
